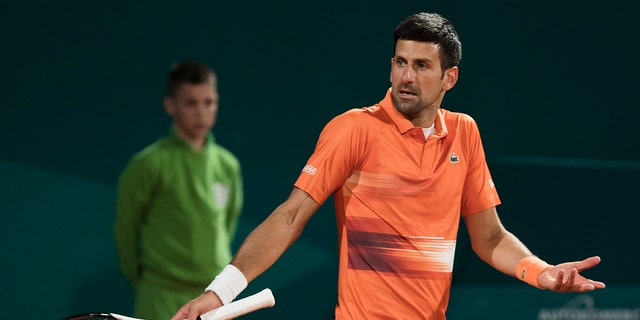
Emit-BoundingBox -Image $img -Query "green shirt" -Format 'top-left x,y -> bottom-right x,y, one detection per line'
114,129 -> 243,290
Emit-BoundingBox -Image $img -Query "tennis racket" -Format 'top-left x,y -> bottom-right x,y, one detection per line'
62,288 -> 275,320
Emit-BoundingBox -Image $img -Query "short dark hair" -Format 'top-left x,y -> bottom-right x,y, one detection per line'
393,13 -> 462,71
165,60 -> 216,97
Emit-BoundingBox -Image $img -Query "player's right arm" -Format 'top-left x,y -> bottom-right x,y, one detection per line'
171,187 -> 320,320
231,187 -> 320,281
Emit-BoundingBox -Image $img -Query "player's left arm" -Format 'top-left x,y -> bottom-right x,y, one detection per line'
463,207 -> 605,292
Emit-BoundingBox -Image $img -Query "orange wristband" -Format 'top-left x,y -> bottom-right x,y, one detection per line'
516,256 -> 552,288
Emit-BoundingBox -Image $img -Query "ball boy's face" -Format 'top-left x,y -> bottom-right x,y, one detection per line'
164,81 -> 219,143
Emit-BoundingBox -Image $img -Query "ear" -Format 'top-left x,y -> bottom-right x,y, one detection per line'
443,66 -> 459,91
389,57 -> 394,84
163,96 -> 175,117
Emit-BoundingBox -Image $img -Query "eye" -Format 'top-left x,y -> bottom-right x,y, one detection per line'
205,98 -> 217,107
394,58 -> 407,67
184,99 -> 197,107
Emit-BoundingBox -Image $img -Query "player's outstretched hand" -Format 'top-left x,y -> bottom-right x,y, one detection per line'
538,256 -> 606,292
171,291 -> 222,320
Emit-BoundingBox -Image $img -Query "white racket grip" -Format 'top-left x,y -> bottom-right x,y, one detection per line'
111,314 -> 145,320
199,288 -> 275,320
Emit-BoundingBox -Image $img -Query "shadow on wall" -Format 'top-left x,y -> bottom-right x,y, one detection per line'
0,159 -> 128,319
69,268 -> 134,317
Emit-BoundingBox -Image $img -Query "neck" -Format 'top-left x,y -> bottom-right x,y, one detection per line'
174,129 -> 206,150
407,107 -> 437,128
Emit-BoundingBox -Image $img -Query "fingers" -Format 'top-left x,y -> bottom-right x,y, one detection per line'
575,256 -> 601,271
552,268 -> 580,292
580,279 -> 606,291
592,280 -> 606,289
173,292 -> 221,320
541,256 -> 605,293
565,268 -> 577,289
171,304 -> 189,320
554,269 -> 565,290
578,283 -> 596,292
188,306 -> 200,320
172,301 -> 200,320
579,257 -> 606,290
553,266 -> 605,293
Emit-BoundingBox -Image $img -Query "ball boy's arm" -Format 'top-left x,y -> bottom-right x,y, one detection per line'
113,159 -> 156,285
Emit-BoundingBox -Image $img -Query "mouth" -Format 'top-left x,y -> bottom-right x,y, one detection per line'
397,88 -> 417,100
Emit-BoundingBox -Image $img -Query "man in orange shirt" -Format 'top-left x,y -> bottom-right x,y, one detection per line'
173,12 -> 605,320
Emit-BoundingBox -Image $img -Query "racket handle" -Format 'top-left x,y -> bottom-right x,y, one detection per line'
197,288 -> 275,320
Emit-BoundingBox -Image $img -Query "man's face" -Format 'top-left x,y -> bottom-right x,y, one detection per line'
390,40 -> 457,122
164,81 -> 218,143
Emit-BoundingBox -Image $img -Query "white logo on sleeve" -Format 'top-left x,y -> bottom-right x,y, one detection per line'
302,164 -> 317,175
211,183 -> 230,208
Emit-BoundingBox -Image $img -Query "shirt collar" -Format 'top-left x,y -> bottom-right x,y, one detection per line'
168,126 -> 215,151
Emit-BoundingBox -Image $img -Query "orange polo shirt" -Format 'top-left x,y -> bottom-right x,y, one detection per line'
294,89 -> 501,319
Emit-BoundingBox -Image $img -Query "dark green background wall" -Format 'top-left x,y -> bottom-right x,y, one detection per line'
2,1 -> 638,319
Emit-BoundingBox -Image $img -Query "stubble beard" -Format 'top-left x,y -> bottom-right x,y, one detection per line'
392,93 -> 425,121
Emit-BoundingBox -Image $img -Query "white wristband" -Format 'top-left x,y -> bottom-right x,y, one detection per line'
205,264 -> 248,305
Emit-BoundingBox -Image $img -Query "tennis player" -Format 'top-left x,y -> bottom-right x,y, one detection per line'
172,13 -> 605,320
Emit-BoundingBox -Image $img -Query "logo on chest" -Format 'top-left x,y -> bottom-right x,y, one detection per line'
449,152 -> 460,163
211,183 -> 231,208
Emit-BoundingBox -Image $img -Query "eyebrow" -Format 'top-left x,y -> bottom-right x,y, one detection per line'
396,56 -> 433,67
395,54 -> 432,63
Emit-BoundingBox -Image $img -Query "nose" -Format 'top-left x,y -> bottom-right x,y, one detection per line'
401,66 -> 415,83
195,104 -> 208,118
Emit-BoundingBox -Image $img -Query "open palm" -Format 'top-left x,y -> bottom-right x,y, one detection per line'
538,256 -> 606,292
